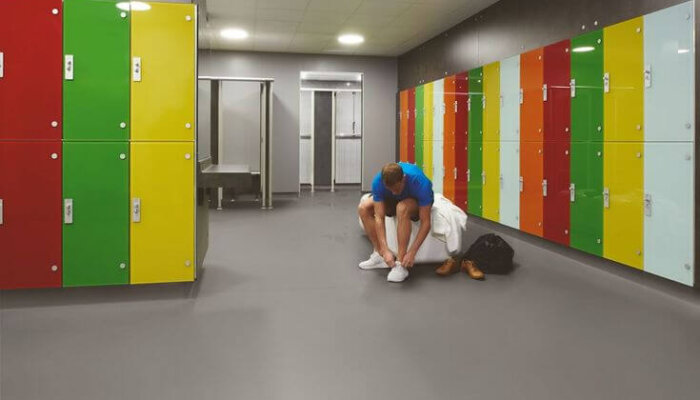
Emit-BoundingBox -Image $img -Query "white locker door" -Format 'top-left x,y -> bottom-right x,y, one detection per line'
644,142 -> 694,286
433,141 -> 444,194
644,1 -> 694,142
499,141 -> 520,229
500,55 -> 520,142
432,79 -> 444,194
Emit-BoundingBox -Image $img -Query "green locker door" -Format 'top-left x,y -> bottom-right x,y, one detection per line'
63,142 -> 129,287
468,143 -> 483,216
468,68 -> 483,216
570,142 -> 603,256
415,85 -> 424,167
63,0 -> 130,140
571,30 -> 604,142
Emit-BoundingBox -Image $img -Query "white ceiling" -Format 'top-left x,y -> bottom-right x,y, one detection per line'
199,0 -> 500,56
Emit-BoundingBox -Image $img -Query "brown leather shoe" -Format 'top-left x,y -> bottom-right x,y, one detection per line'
461,260 -> 485,280
435,257 -> 459,276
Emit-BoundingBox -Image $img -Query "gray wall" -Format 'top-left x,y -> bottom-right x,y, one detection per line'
198,50 -> 397,192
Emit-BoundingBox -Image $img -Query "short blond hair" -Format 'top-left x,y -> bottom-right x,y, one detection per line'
381,163 -> 404,186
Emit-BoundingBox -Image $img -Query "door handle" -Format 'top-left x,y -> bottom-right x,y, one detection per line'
454,101 -> 457,113
603,72 -> 610,93
132,198 -> 141,222
570,79 -> 576,98
467,97 -> 471,111
482,96 -> 486,109
453,168 -> 457,180
467,169 -> 471,182
542,84 -> 548,102
542,179 -> 548,197
500,174 -> 504,189
644,193 -> 652,217
519,176 -> 524,193
603,187 -> 610,208
133,57 -> 142,82
644,65 -> 652,88
0,51 -> 4,79
0,198 -> 3,225
569,183 -> 575,202
519,88 -> 523,105
65,54 -> 74,80
64,199 -> 73,224
482,171 -> 486,185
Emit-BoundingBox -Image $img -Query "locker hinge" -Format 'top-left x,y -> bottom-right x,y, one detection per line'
569,183 -> 575,202
542,84 -> 548,102
644,65 -> 652,88
65,55 -> 74,81
570,79 -> 576,98
644,193 -> 652,217
0,52 -> 4,79
603,72 -> 610,93
519,176 -> 524,192
64,199 -> 73,224
603,187 -> 610,208
542,179 -> 548,197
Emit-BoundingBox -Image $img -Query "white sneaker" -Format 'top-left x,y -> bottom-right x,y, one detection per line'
359,251 -> 389,270
387,262 -> 409,282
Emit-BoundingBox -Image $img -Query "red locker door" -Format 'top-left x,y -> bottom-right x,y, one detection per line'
0,142 -> 62,289
0,0 -> 63,140
520,141 -> 543,237
543,141 -> 570,246
543,40 -> 571,143
407,88 -> 416,164
443,77 -> 456,201
454,72 -> 469,211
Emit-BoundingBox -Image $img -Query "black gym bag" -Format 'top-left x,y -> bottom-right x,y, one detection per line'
463,234 -> 515,274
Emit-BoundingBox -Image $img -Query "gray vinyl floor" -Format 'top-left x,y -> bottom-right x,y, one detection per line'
1,188 -> 700,400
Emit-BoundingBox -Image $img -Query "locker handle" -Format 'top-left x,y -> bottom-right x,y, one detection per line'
499,174 -> 504,189
65,54 -> 74,81
482,95 -> 486,109
644,194 -> 652,217
569,183 -> 575,203
64,199 -> 73,225
467,97 -> 471,111
454,101 -> 458,113
482,171 -> 486,185
0,198 -> 3,225
519,88 -> 524,105
133,57 -> 142,82
542,84 -> 548,102
542,179 -> 548,197
570,79 -> 576,98
132,198 -> 141,222
603,73 -> 610,93
0,51 -> 4,79
467,169 -> 471,182
519,176 -> 524,192
603,187 -> 610,208
453,167 -> 457,180
644,65 -> 652,88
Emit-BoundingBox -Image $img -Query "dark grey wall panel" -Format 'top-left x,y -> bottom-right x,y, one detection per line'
398,0 -> 686,89
314,92 -> 333,187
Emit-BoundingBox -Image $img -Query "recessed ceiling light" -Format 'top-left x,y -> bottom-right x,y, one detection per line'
116,2 -> 151,11
572,46 -> 595,53
221,28 -> 249,40
338,34 -> 364,45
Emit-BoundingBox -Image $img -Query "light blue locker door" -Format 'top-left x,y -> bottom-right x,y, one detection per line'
433,141 -> 444,194
644,142 -> 694,286
500,55 -> 520,141
644,1 -> 695,141
433,79 -> 444,142
499,141 -> 520,229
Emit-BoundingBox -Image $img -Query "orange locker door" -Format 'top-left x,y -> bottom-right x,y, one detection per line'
521,48 -> 544,142
520,141 -> 544,237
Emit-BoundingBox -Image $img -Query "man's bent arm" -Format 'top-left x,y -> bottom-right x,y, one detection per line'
408,205 -> 432,255
373,201 -> 390,253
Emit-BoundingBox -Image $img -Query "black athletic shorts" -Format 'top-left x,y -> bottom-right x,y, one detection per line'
381,196 -> 420,221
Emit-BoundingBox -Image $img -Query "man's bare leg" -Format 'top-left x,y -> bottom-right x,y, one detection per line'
358,198 -> 380,251
395,198 -> 419,266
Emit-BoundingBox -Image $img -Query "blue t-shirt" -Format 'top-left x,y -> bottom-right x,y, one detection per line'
371,163 -> 434,207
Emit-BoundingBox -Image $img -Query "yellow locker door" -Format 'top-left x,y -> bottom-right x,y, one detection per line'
603,17 -> 644,142
482,141 -> 500,221
483,62 -> 500,143
423,82 -> 434,178
603,142 -> 643,269
131,142 -> 195,284
131,3 -> 196,141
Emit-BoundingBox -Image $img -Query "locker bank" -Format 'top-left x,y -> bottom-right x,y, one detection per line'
0,1 -> 699,399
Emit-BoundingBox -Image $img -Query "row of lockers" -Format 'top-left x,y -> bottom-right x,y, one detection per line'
398,2 -> 695,286
0,141 -> 195,289
0,0 -> 196,142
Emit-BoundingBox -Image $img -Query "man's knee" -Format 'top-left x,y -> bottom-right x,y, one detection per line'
396,199 -> 416,219
358,199 -> 373,217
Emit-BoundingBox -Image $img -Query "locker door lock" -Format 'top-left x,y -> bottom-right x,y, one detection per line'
65,55 -> 74,80
603,72 -> 610,93
570,79 -> 576,98
603,187 -> 610,208
644,194 -> 652,217
644,65 -> 652,88
569,183 -> 575,202
64,199 -> 73,225
1,52 -> 5,79
542,84 -> 548,102
519,176 -> 524,192
542,179 -> 548,197
132,198 -> 141,222
132,57 -> 142,82
519,88 -> 524,105
0,199 -> 3,225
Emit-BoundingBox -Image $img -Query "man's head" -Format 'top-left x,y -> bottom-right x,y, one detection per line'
381,163 -> 406,195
